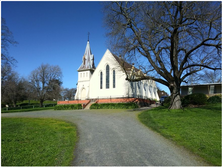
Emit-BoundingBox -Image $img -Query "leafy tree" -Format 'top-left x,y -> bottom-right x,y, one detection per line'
103,1 -> 221,109
29,64 -> 63,107
47,79 -> 63,100
1,72 -> 27,107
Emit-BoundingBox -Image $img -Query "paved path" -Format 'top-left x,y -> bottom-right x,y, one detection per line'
2,109 -> 209,166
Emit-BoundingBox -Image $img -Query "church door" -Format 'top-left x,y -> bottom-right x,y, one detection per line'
81,88 -> 86,100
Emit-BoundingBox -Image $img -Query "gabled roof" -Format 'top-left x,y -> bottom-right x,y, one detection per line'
112,54 -> 140,72
112,54 -> 145,79
78,40 -> 95,71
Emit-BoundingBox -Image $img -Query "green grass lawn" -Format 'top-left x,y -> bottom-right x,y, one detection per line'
1,118 -> 78,166
1,106 -> 54,113
138,103 -> 221,166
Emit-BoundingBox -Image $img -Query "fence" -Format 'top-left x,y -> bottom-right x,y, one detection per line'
2,103 -> 56,111
72,94 -> 157,101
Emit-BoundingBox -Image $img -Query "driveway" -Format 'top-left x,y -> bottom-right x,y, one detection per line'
2,109 -> 209,166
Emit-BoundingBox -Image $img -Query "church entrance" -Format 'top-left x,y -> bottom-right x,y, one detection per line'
81,88 -> 86,100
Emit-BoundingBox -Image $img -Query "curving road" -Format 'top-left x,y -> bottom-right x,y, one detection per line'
2,108 -> 209,166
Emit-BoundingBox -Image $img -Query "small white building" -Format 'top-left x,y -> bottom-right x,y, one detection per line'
181,83 -> 221,96
75,40 -> 159,101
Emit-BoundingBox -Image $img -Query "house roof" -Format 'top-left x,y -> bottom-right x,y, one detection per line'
181,83 -> 221,87
78,40 -> 95,71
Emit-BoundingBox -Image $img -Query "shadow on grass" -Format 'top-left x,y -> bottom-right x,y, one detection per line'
138,103 -> 221,166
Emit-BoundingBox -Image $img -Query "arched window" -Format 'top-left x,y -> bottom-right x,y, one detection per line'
106,65 -> 109,89
100,72 -> 103,89
144,83 -> 147,91
149,86 -> 152,94
113,70 -> 115,88
138,81 -> 141,89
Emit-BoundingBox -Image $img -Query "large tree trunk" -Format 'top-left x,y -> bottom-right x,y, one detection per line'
169,83 -> 182,109
104,2 -> 221,110
40,99 -> 44,107
12,100 -> 16,107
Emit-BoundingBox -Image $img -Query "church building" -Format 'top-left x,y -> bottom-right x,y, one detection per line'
74,40 -> 159,101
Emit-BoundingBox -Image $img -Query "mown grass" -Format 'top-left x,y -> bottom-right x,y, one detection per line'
138,103 -> 221,166
1,118 -> 78,166
1,106 -> 54,113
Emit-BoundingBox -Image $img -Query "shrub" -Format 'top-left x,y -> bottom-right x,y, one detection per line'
181,96 -> 190,107
90,102 -> 138,109
90,103 -> 100,109
207,95 -> 221,104
19,103 -> 29,106
152,99 -> 158,102
163,96 -> 171,108
182,93 -> 207,106
1,103 -> 6,108
54,104 -> 82,110
44,104 -> 56,107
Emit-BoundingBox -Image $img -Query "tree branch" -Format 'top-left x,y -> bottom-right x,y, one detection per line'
179,32 -> 221,75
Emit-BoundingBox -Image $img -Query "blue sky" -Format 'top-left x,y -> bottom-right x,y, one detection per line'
1,1 -> 170,95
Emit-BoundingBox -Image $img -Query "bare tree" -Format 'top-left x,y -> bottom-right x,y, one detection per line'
199,69 -> 221,83
103,1 -> 221,109
62,88 -> 76,100
1,63 -> 13,83
1,17 -> 18,67
29,64 -> 63,107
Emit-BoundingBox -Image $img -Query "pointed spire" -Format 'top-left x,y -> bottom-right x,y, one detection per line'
78,40 -> 95,71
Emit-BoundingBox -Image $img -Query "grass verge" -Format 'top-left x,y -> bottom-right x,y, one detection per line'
1,118 -> 78,166
138,103 -> 221,166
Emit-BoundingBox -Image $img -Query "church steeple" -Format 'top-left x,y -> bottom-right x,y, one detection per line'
78,40 -> 95,71
88,32 -> 90,41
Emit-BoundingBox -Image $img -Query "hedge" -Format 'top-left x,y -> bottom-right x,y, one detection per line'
54,104 -> 82,110
182,93 -> 208,106
90,102 -> 139,109
207,95 -> 221,104
162,93 -> 209,108
163,97 -> 171,108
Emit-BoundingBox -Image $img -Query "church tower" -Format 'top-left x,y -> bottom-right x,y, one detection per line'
75,40 -> 95,100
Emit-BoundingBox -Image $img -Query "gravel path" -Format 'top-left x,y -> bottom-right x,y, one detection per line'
2,109 -> 209,166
